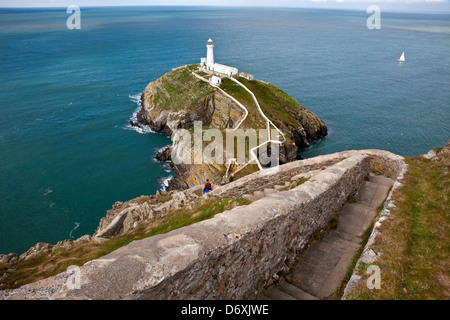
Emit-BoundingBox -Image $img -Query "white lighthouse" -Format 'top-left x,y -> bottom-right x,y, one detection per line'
200,38 -> 238,77
206,38 -> 214,70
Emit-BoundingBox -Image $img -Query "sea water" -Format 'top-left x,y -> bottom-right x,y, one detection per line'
0,6 -> 449,254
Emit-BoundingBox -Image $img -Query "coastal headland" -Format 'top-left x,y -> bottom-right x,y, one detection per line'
0,64 -> 447,300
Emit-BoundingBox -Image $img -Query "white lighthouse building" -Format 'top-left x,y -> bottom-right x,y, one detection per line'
200,38 -> 238,77
206,38 -> 214,70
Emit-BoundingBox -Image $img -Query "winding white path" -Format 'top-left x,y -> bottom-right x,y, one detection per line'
191,68 -> 285,172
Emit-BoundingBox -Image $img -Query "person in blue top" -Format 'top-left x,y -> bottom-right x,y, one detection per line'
203,179 -> 212,194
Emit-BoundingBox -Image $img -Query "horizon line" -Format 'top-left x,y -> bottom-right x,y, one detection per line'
1,4 -> 449,14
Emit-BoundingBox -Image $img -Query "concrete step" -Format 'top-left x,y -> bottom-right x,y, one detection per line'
315,239 -> 361,298
335,203 -> 372,241
265,286 -> 297,300
355,181 -> 379,207
320,232 -> 360,253
327,229 -> 361,245
368,174 -> 395,187
355,179 -> 393,209
278,281 -> 319,300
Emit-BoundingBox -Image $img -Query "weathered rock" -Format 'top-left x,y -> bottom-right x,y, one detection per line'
52,239 -> 73,252
154,146 -> 172,162
75,235 -> 92,243
129,120 -> 144,130
19,242 -> 52,261
423,149 -> 437,160
422,141 -> 450,161
122,202 -> 155,233
0,253 -> 18,264
112,201 -> 124,210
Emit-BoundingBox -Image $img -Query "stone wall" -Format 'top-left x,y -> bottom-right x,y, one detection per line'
0,150 -> 404,300
133,154 -> 370,300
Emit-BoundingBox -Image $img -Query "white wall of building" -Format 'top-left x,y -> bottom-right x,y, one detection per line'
212,63 -> 238,77
210,75 -> 221,86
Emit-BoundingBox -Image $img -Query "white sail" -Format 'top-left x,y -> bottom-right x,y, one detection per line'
398,52 -> 405,62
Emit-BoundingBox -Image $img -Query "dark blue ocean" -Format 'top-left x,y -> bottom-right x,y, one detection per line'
1,6 -> 449,254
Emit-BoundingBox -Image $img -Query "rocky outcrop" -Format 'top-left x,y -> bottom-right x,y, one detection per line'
422,140 -> 450,161
94,187 -> 204,238
154,146 -> 171,162
137,66 -> 327,190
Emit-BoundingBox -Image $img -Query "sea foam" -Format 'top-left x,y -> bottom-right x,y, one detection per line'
159,175 -> 174,191
69,222 -> 80,239
125,93 -> 154,134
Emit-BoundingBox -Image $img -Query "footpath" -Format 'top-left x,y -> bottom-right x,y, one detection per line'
260,175 -> 394,300
191,68 -> 285,172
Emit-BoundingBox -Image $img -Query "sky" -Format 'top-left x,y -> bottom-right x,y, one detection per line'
0,0 -> 449,13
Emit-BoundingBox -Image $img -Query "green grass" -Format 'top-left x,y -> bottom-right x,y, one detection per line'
152,69 -> 304,131
347,194 -> 357,203
344,151 -> 450,300
151,66 -> 215,111
236,78 -> 302,128
232,163 -> 260,181
220,77 -> 266,129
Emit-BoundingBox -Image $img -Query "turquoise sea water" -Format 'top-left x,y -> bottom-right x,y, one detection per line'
1,7 -> 449,254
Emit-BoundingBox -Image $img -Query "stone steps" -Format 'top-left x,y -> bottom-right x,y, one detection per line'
258,175 -> 394,300
263,281 -> 320,300
265,286 -> 297,300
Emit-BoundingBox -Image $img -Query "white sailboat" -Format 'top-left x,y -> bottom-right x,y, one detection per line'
397,52 -> 405,62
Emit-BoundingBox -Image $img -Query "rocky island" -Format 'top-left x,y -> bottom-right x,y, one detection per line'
135,64 -> 327,190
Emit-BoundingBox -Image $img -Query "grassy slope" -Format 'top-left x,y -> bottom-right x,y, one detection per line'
153,66 -> 306,133
345,148 -> 450,300
219,77 -> 266,129
152,65 -> 215,111
236,77 -> 303,128
220,77 -> 306,133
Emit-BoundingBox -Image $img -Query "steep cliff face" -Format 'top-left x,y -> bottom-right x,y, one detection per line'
137,65 -> 327,190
